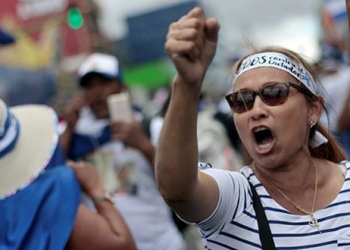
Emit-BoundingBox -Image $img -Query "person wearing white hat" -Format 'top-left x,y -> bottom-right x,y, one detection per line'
0,99 -> 136,249
59,53 -> 185,250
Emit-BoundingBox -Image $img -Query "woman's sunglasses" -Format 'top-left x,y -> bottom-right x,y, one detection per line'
225,82 -> 314,113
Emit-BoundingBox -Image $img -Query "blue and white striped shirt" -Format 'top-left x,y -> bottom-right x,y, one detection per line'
194,161 -> 350,249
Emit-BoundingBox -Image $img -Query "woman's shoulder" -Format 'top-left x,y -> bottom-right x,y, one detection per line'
40,165 -> 79,185
199,163 -> 251,187
37,165 -> 81,196
0,165 -> 81,250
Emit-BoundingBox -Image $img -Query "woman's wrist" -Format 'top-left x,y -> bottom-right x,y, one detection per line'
92,192 -> 115,205
87,185 -> 106,199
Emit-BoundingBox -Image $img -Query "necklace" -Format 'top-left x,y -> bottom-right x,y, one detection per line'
268,160 -> 321,233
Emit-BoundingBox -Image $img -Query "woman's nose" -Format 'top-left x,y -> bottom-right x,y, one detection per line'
250,95 -> 268,120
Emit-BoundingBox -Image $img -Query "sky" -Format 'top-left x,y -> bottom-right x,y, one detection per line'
94,0 -> 322,60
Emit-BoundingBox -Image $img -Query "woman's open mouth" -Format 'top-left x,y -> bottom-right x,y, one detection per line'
253,126 -> 275,153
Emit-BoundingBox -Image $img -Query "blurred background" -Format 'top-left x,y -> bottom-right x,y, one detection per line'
0,0 -> 348,115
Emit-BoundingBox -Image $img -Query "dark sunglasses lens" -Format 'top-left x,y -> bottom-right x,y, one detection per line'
231,91 -> 255,113
261,84 -> 289,106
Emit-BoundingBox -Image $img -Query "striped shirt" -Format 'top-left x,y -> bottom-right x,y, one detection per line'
193,161 -> 350,249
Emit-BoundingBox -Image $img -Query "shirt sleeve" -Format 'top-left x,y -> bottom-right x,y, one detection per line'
196,167 -> 251,235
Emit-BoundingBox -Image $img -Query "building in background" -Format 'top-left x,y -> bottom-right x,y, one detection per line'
114,1 -> 198,91
0,0 -> 109,110
95,0 -> 323,98
0,0 -> 336,109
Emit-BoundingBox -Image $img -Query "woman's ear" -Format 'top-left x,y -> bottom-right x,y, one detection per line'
309,94 -> 324,121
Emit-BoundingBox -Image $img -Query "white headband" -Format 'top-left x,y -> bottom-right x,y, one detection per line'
234,52 -> 318,95
233,52 -> 327,147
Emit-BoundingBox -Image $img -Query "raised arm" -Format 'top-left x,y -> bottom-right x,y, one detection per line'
155,7 -> 221,222
59,94 -> 86,156
66,161 -> 136,250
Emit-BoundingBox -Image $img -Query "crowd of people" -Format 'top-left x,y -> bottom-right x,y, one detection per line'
0,2 -> 350,250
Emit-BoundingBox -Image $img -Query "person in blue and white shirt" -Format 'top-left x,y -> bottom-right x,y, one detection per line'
60,53 -> 184,250
155,7 -> 350,249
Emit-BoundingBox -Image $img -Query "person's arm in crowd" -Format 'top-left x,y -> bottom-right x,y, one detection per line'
155,7 -> 221,223
110,119 -> 156,168
66,161 -> 137,250
337,81 -> 350,132
59,95 -> 86,156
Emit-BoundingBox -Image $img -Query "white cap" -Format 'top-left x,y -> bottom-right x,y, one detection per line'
77,53 -> 123,86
